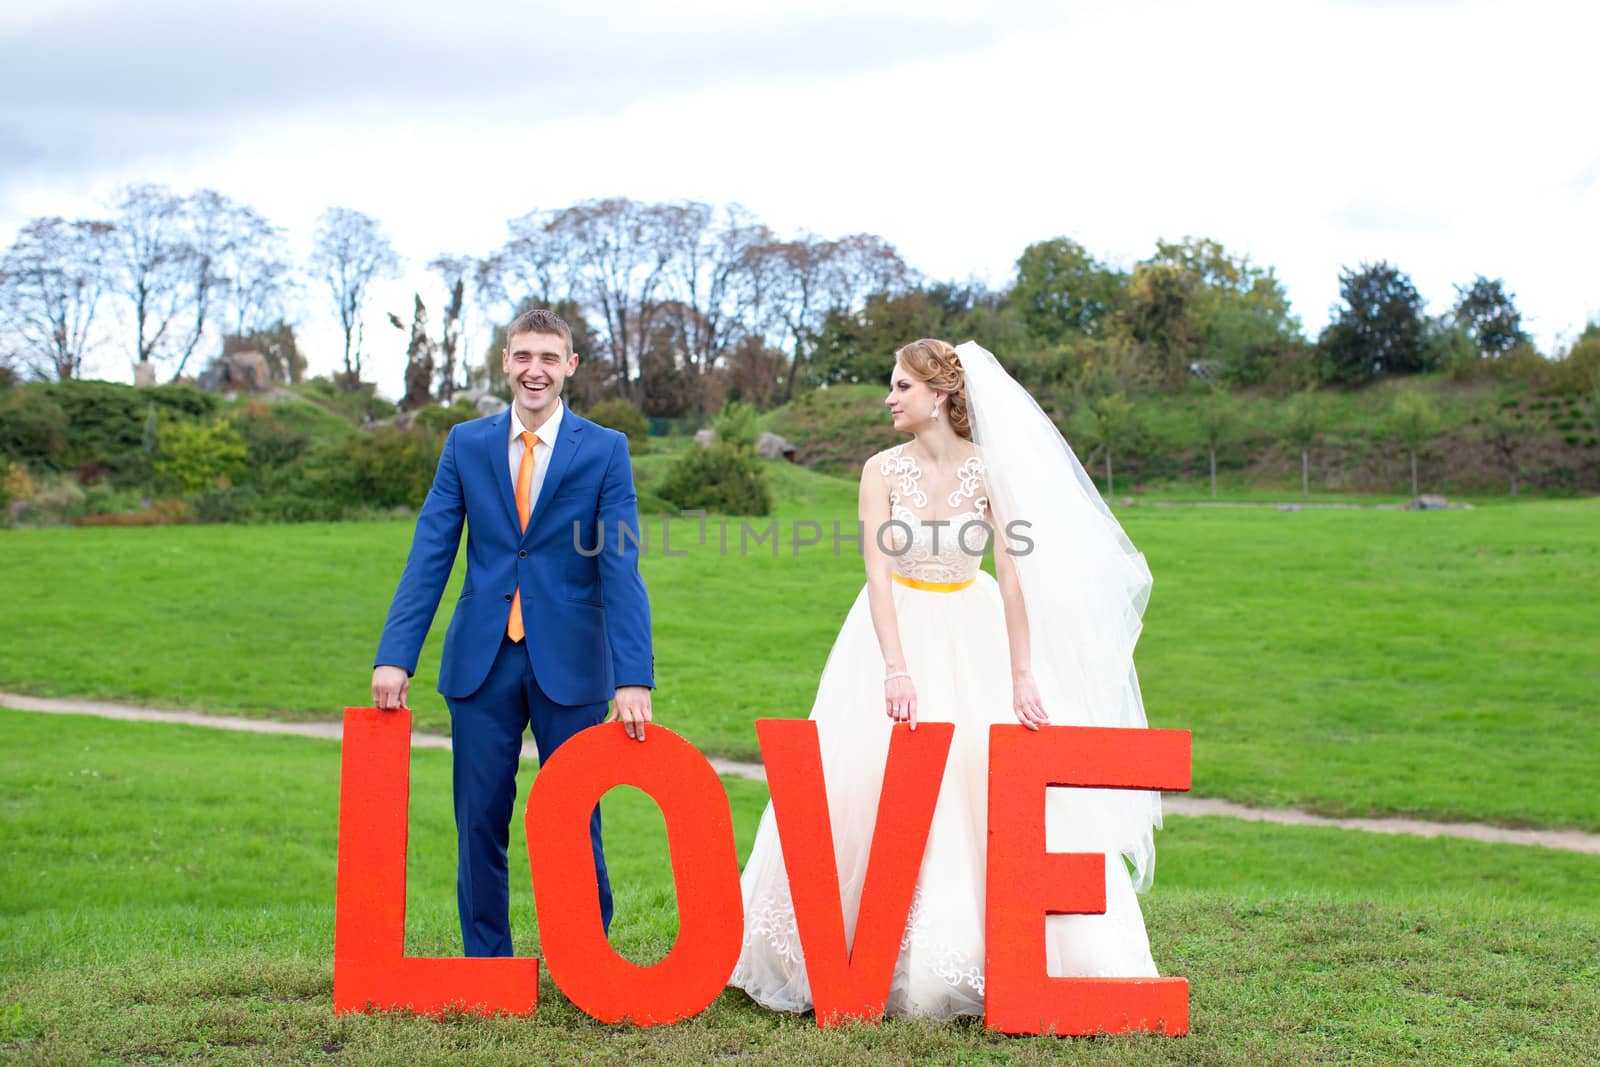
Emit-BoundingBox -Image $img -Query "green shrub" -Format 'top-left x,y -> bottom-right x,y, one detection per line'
317,427 -> 442,510
0,389 -> 69,469
232,406 -> 310,470
1428,321 -> 1481,381
634,489 -> 676,516
1551,329 -> 1600,391
183,424 -> 442,523
78,481 -> 147,517
1388,389 -> 1441,447
191,482 -> 332,524
230,399 -> 355,469
0,379 -> 217,483
585,398 -> 650,446
712,401 -> 761,448
191,471 -> 352,524
15,474 -> 88,524
190,486 -> 251,524
155,420 -> 250,493
657,442 -> 771,516
0,470 -> 123,531
414,400 -> 481,436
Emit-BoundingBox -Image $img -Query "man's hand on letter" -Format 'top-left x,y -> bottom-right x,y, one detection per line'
372,665 -> 410,710
607,685 -> 653,741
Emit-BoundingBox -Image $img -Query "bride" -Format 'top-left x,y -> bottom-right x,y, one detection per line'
729,339 -> 1165,1019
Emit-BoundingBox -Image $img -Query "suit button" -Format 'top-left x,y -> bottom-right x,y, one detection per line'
518,550 -> 527,558
504,593 -> 513,602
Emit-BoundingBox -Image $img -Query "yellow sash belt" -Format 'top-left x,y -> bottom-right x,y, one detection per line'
892,573 -> 976,593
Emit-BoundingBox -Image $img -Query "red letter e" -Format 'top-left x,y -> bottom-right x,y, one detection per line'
985,725 -> 1191,1037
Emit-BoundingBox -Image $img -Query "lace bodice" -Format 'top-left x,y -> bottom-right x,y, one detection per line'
878,444 -> 990,584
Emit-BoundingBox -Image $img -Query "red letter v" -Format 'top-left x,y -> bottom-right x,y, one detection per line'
756,719 -> 952,1027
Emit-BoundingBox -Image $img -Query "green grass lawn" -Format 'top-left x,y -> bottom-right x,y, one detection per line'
3,711 -> 1597,1065
0,472 -> 1595,830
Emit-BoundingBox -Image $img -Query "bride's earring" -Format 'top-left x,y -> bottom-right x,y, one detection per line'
931,402 -> 940,421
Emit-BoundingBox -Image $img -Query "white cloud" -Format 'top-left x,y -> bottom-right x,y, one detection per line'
2,0 -> 1595,389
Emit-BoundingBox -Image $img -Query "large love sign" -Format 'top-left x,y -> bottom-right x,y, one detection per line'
333,707 -> 1191,1036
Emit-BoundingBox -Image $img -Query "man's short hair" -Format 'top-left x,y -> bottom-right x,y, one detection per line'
507,308 -> 573,355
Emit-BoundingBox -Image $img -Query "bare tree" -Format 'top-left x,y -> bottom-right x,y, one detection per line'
475,199 -> 903,406
225,205 -> 294,338
311,207 -> 399,383
828,232 -> 914,310
723,334 -> 788,409
474,211 -> 582,395
109,183 -> 196,374
658,202 -> 768,374
481,209 -> 575,312
738,230 -> 912,402
168,189 -> 243,381
746,234 -> 838,402
548,198 -> 675,398
0,216 -> 114,380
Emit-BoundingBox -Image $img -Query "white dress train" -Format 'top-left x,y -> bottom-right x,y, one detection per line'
729,445 -> 1158,1020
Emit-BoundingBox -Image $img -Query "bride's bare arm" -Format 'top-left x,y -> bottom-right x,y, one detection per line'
860,455 -> 916,727
990,494 -> 1050,729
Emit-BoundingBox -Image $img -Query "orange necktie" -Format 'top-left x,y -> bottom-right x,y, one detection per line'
507,431 -> 539,642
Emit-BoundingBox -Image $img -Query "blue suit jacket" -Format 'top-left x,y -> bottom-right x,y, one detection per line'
374,407 -> 653,706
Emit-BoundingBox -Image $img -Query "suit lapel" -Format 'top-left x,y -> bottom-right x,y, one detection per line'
482,409 -> 520,533
523,412 -> 586,540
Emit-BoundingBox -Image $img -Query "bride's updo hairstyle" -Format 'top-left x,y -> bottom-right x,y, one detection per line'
895,338 -> 972,440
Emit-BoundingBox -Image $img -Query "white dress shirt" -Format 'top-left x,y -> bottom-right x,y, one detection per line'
508,400 -> 563,514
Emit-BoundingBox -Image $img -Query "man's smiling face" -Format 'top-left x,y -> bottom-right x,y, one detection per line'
502,329 -> 579,428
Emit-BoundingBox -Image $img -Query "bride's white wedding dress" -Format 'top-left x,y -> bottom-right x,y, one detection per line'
729,442 -> 1159,1020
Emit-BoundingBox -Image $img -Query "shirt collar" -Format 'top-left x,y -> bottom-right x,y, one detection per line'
509,399 -> 563,446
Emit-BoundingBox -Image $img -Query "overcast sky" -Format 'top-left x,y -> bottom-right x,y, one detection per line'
2,0 -> 1595,392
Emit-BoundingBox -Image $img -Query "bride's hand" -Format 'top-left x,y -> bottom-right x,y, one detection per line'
1012,670 -> 1050,731
885,673 -> 918,731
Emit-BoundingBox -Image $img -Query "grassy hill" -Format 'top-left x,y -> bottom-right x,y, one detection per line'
766,377 -> 1600,496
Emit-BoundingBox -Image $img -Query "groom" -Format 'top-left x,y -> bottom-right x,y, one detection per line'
371,307 -> 654,956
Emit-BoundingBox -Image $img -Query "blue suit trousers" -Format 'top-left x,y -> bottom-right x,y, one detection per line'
448,633 -> 612,957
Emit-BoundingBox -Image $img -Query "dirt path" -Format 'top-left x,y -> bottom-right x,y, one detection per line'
7,691 -> 1597,856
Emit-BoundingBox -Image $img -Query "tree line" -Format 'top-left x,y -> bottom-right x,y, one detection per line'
1,185 -> 1591,418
